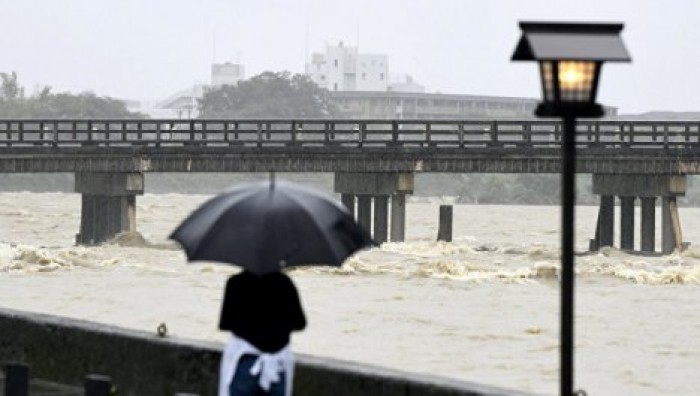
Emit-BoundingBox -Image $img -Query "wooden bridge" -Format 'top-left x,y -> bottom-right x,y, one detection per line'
0,118 -> 696,252
0,118 -> 699,174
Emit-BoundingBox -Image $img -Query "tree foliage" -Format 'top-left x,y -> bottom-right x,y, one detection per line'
198,71 -> 337,118
0,71 -> 144,118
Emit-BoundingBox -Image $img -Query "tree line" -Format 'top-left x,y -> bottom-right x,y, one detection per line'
0,72 -> 143,118
2,70 -> 700,205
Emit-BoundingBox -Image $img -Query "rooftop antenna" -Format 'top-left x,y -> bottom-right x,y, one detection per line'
212,29 -> 217,64
304,19 -> 309,64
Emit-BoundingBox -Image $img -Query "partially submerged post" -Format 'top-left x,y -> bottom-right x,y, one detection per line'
437,205 -> 453,242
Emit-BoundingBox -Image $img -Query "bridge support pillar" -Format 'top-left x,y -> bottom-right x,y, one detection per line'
592,174 -> 686,255
334,172 -> 414,244
592,195 -> 615,250
641,197 -> 656,253
373,196 -> 389,244
357,195 -> 372,234
74,172 -> 144,245
662,197 -> 683,254
390,194 -> 406,243
620,196 -> 635,251
340,194 -> 356,217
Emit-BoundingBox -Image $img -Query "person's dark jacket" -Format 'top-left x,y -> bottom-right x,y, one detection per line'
219,271 -> 306,353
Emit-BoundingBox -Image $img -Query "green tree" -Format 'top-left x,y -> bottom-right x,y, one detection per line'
0,72 -> 24,100
0,71 -> 144,118
198,71 -> 337,118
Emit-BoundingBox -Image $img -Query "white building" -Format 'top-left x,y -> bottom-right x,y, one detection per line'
154,62 -> 245,118
211,62 -> 245,87
156,84 -> 207,118
305,42 -> 388,92
388,74 -> 425,93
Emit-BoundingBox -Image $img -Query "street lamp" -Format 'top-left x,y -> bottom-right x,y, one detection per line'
511,22 -> 630,396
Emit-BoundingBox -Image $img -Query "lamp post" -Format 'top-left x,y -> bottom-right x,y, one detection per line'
511,22 -> 630,396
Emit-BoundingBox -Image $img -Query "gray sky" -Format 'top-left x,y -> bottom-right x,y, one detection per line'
1,0 -> 697,113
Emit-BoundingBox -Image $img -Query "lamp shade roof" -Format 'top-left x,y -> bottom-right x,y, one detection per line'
512,22 -> 631,62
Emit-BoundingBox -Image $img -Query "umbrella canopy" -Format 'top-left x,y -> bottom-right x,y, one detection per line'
170,180 -> 374,275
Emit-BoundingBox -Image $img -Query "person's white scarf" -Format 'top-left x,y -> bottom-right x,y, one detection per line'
219,335 -> 294,396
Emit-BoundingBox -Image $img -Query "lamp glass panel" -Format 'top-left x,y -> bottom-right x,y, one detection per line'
557,61 -> 596,102
539,61 -> 555,102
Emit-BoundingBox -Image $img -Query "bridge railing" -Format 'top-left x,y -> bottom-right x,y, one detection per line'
0,119 -> 699,149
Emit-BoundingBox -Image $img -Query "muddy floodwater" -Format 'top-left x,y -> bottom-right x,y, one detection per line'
0,192 -> 698,395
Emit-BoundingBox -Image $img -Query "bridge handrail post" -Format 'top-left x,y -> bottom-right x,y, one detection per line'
358,122 -> 365,148
136,120 -> 143,144
663,123 -> 669,149
391,120 -> 398,147
120,121 -> 126,144
489,121 -> 498,146
524,122 -> 532,146
39,121 -> 44,146
458,122 -> 464,148
18,120 -> 24,145
324,121 -> 330,145
156,121 -> 162,147
594,122 -> 601,147
257,122 -> 262,147
223,121 -> 229,145
425,122 -> 432,147
87,120 -> 94,145
291,120 -> 297,146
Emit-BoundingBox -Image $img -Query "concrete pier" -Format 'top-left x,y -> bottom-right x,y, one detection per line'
356,195 -> 372,234
390,194 -> 406,243
594,195 -> 615,249
334,173 -> 414,243
373,196 -> 389,244
74,172 -> 144,245
641,197 -> 656,253
340,194 -> 356,217
592,174 -> 686,254
619,196 -> 635,251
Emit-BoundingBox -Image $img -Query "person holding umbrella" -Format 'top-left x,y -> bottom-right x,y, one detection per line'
171,179 -> 374,396
217,269 -> 306,396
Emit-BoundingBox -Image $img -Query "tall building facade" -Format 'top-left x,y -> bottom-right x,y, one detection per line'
305,42 -> 388,92
211,62 -> 245,87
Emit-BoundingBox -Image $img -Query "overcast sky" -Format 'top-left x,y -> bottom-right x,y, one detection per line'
1,0 -> 697,113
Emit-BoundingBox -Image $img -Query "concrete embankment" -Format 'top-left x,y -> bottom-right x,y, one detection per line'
0,308 -> 533,396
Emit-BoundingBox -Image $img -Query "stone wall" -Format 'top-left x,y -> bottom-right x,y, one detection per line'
0,308 -> 532,396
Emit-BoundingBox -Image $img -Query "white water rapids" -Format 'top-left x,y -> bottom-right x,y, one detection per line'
0,192 -> 698,395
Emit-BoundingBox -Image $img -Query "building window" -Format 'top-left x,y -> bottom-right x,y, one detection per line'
380,73 -> 384,80
334,59 -> 338,67
334,83 -> 338,91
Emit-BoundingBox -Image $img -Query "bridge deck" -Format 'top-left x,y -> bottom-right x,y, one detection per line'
1,119 -> 699,174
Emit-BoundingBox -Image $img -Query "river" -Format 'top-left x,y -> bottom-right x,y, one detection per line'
0,191 -> 698,395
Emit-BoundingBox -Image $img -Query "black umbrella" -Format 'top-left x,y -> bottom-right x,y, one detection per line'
170,180 -> 374,275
